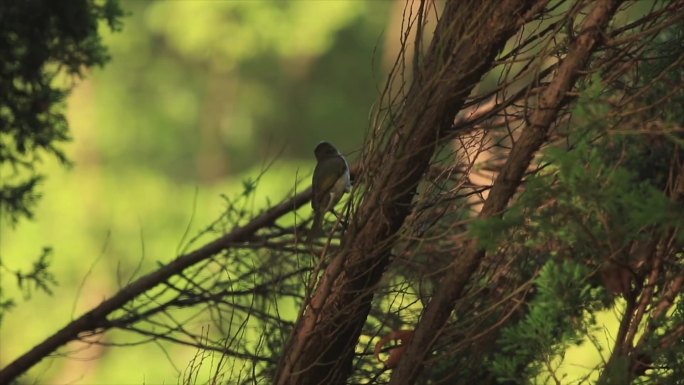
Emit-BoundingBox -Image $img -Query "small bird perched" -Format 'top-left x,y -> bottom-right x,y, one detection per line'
310,141 -> 351,237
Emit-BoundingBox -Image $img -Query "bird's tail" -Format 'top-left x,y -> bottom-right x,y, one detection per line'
309,210 -> 324,240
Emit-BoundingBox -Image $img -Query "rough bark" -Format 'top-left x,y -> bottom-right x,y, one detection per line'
388,1 -> 622,384
273,1 -> 539,384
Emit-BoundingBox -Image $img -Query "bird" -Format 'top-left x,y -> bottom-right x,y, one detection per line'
310,141 -> 351,237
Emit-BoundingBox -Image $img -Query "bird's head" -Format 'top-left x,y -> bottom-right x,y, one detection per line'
314,141 -> 340,160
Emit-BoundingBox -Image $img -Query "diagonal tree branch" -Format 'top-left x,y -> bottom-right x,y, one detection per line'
0,188 -> 312,384
274,1 -> 543,384
388,1 -> 622,383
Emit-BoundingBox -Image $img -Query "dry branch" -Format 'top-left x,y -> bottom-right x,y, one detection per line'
273,1 -> 542,384
0,188 -> 313,384
389,1 -> 622,383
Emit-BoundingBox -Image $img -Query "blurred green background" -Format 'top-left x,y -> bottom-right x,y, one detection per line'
0,1 -> 623,384
1,1 -> 394,383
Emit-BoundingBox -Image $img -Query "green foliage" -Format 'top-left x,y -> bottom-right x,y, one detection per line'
0,285 -> 15,326
0,175 -> 42,226
470,205 -> 526,251
491,260 -> 600,383
0,0 -> 123,325
597,354 -> 630,385
635,22 -> 684,124
632,263 -> 684,385
471,134 -> 683,261
14,247 -> 58,298
541,139 -> 682,243
0,0 -> 123,224
475,59 -> 684,382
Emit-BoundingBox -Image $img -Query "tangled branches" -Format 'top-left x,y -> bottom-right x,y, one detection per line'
3,1 -> 684,385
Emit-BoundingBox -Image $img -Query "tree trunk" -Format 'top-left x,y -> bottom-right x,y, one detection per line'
273,1 -> 540,384
388,1 -> 622,384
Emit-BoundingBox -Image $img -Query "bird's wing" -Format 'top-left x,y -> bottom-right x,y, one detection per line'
312,156 -> 347,210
